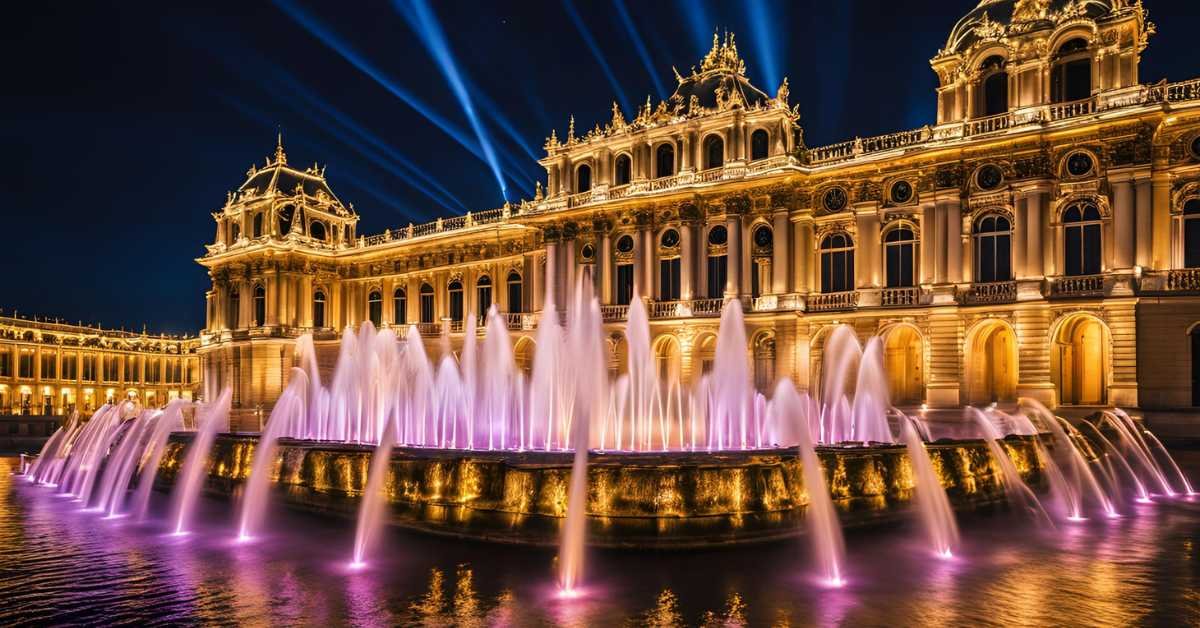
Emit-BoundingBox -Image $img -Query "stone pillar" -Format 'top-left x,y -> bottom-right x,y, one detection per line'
1135,177 -> 1153,268
1152,173 -> 1171,270
925,309 -> 962,407
855,208 -> 880,288
792,219 -> 811,293
725,213 -> 741,297
640,227 -> 655,299
531,254 -> 544,312
563,234 -> 577,307
1112,173 -> 1135,269
680,221 -> 695,301
1013,194 -> 1026,278
599,227 -> 613,304
933,205 -> 946,283
265,272 -> 279,326
544,239 -> 558,308
771,210 -> 790,293
946,198 -> 963,283
1027,187 -> 1046,277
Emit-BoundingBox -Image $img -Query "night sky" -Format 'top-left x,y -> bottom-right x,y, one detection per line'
2,1 -> 1196,334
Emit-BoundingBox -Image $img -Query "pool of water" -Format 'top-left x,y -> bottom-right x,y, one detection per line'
2,452 -> 1198,626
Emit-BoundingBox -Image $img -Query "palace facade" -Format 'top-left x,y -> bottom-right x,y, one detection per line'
0,314 -> 201,418
195,0 -> 1200,431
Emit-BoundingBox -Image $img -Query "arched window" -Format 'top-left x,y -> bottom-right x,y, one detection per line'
655,143 -> 675,179
310,221 -> 327,241
884,227 -> 917,288
974,215 -> 1013,282
616,234 -> 636,305
419,284 -> 435,324
576,164 -> 592,193
229,222 -> 240,244
1184,199 -> 1200,268
751,225 -> 773,298
707,225 -> 729,298
367,290 -> 382,327
313,290 -> 326,328
1063,202 -> 1102,276
819,233 -> 855,293
476,275 -> 492,316
704,134 -> 724,169
253,285 -> 266,327
614,154 -> 632,186
980,55 -> 1008,116
659,229 -> 681,301
278,205 -> 295,235
393,288 -> 407,325
228,288 -> 240,328
507,271 -> 523,313
252,213 -> 264,238
448,280 -> 464,322
1051,38 -> 1091,103
750,129 -> 769,161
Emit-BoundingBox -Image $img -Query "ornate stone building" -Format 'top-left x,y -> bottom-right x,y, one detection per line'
0,314 -> 200,417
198,1 -> 1200,430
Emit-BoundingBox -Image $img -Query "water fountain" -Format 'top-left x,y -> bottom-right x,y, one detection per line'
132,399 -> 189,520
171,388 -> 231,534
901,418 -> 960,558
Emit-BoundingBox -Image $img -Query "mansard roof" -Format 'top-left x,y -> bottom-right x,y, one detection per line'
234,137 -> 346,209
668,32 -> 771,111
939,0 -> 1124,58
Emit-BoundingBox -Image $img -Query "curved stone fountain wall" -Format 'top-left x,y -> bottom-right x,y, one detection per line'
157,434 -> 1048,548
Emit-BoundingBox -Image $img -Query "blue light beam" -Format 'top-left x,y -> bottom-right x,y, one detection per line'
562,0 -> 632,115
613,0 -> 667,100
746,0 -> 780,89
396,0 -> 509,201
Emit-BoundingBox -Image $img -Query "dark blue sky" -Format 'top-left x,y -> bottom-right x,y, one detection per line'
2,1 -> 1196,333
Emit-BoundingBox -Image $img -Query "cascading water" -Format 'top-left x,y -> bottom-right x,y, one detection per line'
132,399 -> 190,520
171,388 -> 231,535
238,370 -> 308,541
92,410 -> 154,516
902,418 -> 959,558
969,408 -> 1052,525
1021,399 -> 1116,520
350,416 -> 397,568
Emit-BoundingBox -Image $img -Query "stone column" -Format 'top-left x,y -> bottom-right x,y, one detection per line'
855,207 -> 880,288
1012,194 -> 1026,279
793,219 -> 812,293
544,238 -> 559,308
1026,187 -> 1046,277
920,203 -> 936,284
1111,173 -> 1135,269
531,253 -> 544,312
563,234 -> 577,306
725,213 -> 741,297
771,210 -> 790,294
1152,173 -> 1171,270
265,272 -> 279,326
599,226 -> 613,304
946,198 -> 963,283
1135,177 -> 1152,268
680,220 -> 695,301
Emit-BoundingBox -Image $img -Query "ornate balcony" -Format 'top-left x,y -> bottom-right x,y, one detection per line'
1167,269 -> 1200,292
415,322 -> 441,337
1048,275 -> 1106,298
880,287 -> 928,307
600,305 -> 628,322
689,298 -> 725,317
807,291 -> 859,312
649,300 -> 687,319
958,281 -> 1017,305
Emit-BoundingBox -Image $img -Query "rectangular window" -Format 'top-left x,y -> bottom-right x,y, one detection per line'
102,356 -> 118,382
751,260 -> 763,298
18,351 -> 33,378
61,354 -> 76,380
886,242 -> 915,288
507,281 -> 523,314
82,355 -> 96,381
707,255 -> 727,298
477,286 -> 492,317
616,264 -> 635,305
146,359 -> 161,383
0,352 -> 11,377
127,356 -> 139,383
659,258 -> 681,301
420,294 -> 435,324
40,353 -> 56,380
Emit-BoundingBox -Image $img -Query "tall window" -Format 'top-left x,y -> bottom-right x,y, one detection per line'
616,264 -> 635,305
367,290 -> 382,327
0,352 -> 9,377
655,143 -> 674,178
393,288 -> 406,325
614,154 -> 632,186
659,258 -> 681,300
1063,202 -> 1102,276
576,164 -> 592,193
420,284 -> 435,324
229,222 -> 240,244
18,351 -> 33,378
1185,199 -> 1200,268
704,134 -> 724,169
974,215 -> 1013,282
61,353 -> 76,380
751,225 -> 772,298
507,271 -> 523,313
750,129 -> 769,161
884,227 -> 917,287
278,205 -> 295,235
41,353 -> 56,379
980,55 -> 1008,116
228,288 -> 240,327
707,225 -> 729,298
310,222 -> 327,241
448,280 -> 464,322
253,285 -> 266,327
1051,38 -> 1091,103
476,276 -> 492,316
252,213 -> 264,238
313,291 -> 326,328
820,233 -> 855,293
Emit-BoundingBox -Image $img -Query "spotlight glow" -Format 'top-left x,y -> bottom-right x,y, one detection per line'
561,0 -> 631,115
612,0 -> 667,100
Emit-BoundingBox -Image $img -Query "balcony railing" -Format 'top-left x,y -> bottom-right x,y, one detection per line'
1048,97 -> 1096,121
689,298 -> 725,317
959,281 -> 1017,305
880,286 -> 924,307
1167,269 -> 1200,292
649,300 -> 687,319
600,305 -> 628,322
415,322 -> 441,337
1049,275 -> 1105,298
807,291 -> 859,312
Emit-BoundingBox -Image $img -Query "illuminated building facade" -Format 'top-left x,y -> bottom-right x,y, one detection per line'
197,0 -> 1200,430
0,314 -> 200,418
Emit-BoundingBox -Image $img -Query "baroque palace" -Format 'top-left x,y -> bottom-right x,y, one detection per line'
17,1 -> 1198,432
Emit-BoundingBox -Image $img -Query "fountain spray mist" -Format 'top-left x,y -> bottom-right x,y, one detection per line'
902,418 -> 959,558
171,388 -> 231,535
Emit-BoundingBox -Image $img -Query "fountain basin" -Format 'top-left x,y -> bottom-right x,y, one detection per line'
157,433 -> 1048,548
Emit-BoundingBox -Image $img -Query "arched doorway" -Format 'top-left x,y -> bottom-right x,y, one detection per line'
752,332 -> 776,393
1052,315 -> 1108,406
694,334 -> 717,378
513,337 -> 535,377
653,335 -> 681,383
967,321 -> 1017,404
884,325 -> 924,406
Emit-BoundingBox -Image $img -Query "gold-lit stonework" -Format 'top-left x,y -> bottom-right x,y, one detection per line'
176,2 -> 1200,430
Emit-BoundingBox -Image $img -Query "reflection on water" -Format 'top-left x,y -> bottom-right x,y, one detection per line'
2,453 -> 1199,626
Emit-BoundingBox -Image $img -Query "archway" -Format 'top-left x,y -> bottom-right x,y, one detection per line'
1052,315 -> 1108,406
653,335 -> 681,383
883,325 -> 924,406
966,320 -> 1017,404
694,333 -> 717,378
513,337 -> 535,377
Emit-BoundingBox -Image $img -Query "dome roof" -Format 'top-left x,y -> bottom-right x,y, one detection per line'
668,33 -> 770,110
234,138 -> 345,208
941,0 -> 1119,56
